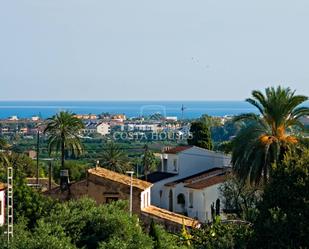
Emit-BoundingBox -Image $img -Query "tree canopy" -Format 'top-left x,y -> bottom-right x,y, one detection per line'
44,111 -> 84,169
188,121 -> 213,150
232,86 -> 309,184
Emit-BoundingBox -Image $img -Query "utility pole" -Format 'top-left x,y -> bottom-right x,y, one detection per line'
143,144 -> 149,181
126,171 -> 134,216
36,127 -> 40,185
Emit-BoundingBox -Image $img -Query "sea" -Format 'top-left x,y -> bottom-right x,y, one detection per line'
0,101 -> 308,119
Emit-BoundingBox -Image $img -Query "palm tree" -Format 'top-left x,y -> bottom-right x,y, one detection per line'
142,144 -> 157,181
232,86 -> 309,184
99,142 -> 131,173
44,111 -> 84,169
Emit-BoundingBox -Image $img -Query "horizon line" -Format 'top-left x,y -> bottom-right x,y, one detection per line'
0,99 -> 246,102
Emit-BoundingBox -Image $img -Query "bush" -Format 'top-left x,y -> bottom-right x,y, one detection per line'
13,177 -> 56,228
191,217 -> 253,249
251,149 -> 309,249
149,220 -> 187,249
42,198 -> 153,249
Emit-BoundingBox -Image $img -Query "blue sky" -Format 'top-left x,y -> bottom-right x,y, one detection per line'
0,0 -> 309,100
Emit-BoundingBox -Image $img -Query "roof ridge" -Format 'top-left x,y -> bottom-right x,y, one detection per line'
186,170 -> 226,184
88,167 -> 152,190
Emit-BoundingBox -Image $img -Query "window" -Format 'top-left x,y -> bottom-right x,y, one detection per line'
173,159 -> 177,171
163,159 -> 168,172
105,197 -> 118,203
0,200 -> 2,215
177,193 -> 185,206
189,192 -> 194,208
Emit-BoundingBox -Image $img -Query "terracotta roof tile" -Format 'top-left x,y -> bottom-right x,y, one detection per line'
163,146 -> 193,154
165,167 -> 226,187
142,205 -> 200,227
184,174 -> 226,189
88,167 -> 152,191
0,182 -> 6,190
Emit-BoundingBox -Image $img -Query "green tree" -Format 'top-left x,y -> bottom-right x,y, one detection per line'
216,141 -> 233,154
142,145 -> 158,181
43,198 -> 153,249
232,86 -> 309,184
0,138 -> 10,167
13,176 -> 55,227
219,174 -> 260,220
99,142 -> 131,173
149,220 -> 186,249
44,111 -> 84,169
188,121 -> 213,150
0,219 -> 76,249
52,160 -> 90,182
191,216 -> 252,249
251,148 -> 309,249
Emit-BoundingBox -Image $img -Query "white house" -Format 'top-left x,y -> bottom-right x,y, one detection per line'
126,123 -> 159,132
8,115 -> 18,121
146,146 -> 231,223
164,167 -> 229,222
31,116 -> 40,121
0,182 -> 6,226
96,122 -> 111,136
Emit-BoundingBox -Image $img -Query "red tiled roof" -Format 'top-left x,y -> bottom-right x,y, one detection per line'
165,167 -> 225,187
184,174 -> 226,189
163,146 -> 193,154
88,167 -> 153,191
142,205 -> 200,227
0,182 -> 6,190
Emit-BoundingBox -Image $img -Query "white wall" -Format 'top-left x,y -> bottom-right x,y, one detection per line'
140,188 -> 151,209
178,147 -> 230,177
162,183 -> 223,223
187,184 -> 223,222
151,146 -> 230,210
0,190 -> 5,226
161,153 -> 179,173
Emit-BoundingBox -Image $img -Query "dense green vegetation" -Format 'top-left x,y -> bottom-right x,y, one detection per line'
1,86 -> 308,248
187,120 -> 213,150
251,148 -> 309,249
98,141 -> 132,173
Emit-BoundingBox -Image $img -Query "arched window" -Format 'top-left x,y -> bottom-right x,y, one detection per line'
177,193 -> 185,206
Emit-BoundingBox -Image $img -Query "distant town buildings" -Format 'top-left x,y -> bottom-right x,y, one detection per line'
165,116 -> 178,122
8,116 -> 18,121
31,116 -> 40,121
74,114 -> 98,120
111,114 -> 126,122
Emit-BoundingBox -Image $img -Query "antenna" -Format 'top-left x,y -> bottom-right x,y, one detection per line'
181,104 -> 186,120
7,166 -> 13,242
